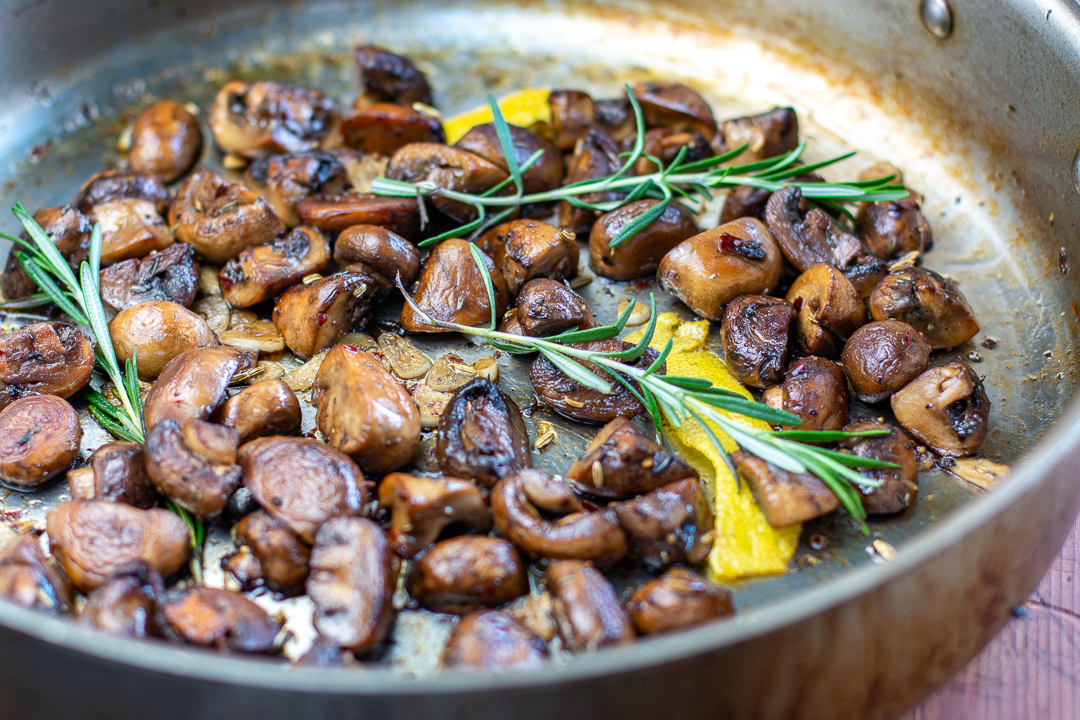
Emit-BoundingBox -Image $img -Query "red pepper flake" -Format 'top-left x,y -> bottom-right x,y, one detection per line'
719,232 -> 766,260
792,296 -> 804,312
790,361 -> 807,378
317,313 -> 328,326
342,344 -> 358,352
902,330 -> 912,346
214,183 -> 230,198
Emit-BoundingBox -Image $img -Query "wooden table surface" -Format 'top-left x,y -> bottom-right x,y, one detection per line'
900,515 -> 1080,719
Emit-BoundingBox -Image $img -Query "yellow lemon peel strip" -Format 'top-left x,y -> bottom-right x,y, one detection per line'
625,313 -> 800,582
442,88 -> 552,145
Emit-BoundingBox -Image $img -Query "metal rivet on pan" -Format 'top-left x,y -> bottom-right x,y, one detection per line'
1072,148 -> 1080,195
919,0 -> 953,38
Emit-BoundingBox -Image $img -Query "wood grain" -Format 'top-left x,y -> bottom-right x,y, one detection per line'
901,516 -> 1080,719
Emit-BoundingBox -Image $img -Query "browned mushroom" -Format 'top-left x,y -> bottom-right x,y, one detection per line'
732,451 -> 840,527
841,320 -> 931,403
272,271 -> 377,359
0,532 -> 72,614
455,123 -> 564,196
108,301 -> 217,379
2,206 -> 90,300
632,82 -> 717,139
764,188 -> 860,272
144,346 -> 257,431
244,152 -> 347,227
377,472 -> 491,559
720,185 -> 772,224
78,170 -> 169,215
311,344 -> 421,475
333,224 -> 421,299
295,636 -> 357,668
408,536 -> 528,614
68,442 -> 158,508
857,192 -> 932,260
221,547 -> 263,591
212,379 -> 301,442
559,129 -> 623,236
594,96 -> 637,142
843,254 -> 890,300
232,510 -> 310,595
239,436 -> 366,544
721,295 -> 794,389
761,356 -> 849,432
442,610 -> 547,671
144,419 -> 242,518
99,242 -> 200,311
162,586 -> 279,653
626,567 -> 733,635
530,338 -> 662,424
354,45 -> 433,107
295,194 -> 421,239
627,128 -> 713,176
218,226 -> 330,308
128,100 -> 203,182
785,263 -> 867,357
869,266 -> 980,349
400,238 -> 510,333
612,479 -> 713,569
209,80 -> 340,159
387,143 -> 507,223
840,420 -> 920,514
515,278 -> 594,336
589,199 -> 700,281
658,218 -> 784,321
890,359 -> 990,458
169,168 -> 286,264
566,417 -> 698,499
718,107 -> 799,162
436,378 -> 531,486
307,516 -> 395,654
0,321 -> 95,402
0,396 -> 81,491
46,500 -> 191,593
79,561 -> 165,638
342,101 -> 445,156
546,559 -> 634,653
491,469 -> 627,567
546,90 -> 595,151
90,200 -> 176,266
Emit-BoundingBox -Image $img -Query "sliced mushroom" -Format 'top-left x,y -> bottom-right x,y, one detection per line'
78,170 -> 170,214
559,129 -> 623,236
108,301 -> 217,379
492,469 -> 627,567
2,206 -> 90,300
843,254 -> 890,300
786,263 -> 867,357
455,123 -> 564,196
890,359 -> 989,458
545,559 -> 634,653
307,516 -> 395,654
244,152 -> 347,227
764,187 -> 860,272
69,442 -> 158,508
79,561 -> 165,638
311,344 -> 421,475
0,532 -> 72,614
377,472 -> 491,559
239,436 -> 366,544
626,567 -> 733,635
333,224 -> 421,299
632,82 -> 717,139
272,271 -> 377,359
295,193 -> 421,239
868,266 -> 980,349
387,143 -> 508,223
658,218 -> 784,321
47,500 -> 191,593
612,479 -> 713,569
436,378 -> 531,486
589,199 -> 700,281
400,238 -> 510,333
233,510 -> 310,595
218,226 -> 330,308
0,321 -> 95,402
733,450 -> 840,527
841,320 -> 931,403
566,417 -> 698,499
408,536 -> 527,614
857,192 -> 932,260
354,45 -> 433,107
210,80 -> 340,159
162,586 -> 279,653
761,356 -> 849,432
99,242 -> 200,311
144,419 -> 242,518
442,610 -> 547,671
169,168 -> 287,264
0,396 -> 81,491
144,346 -> 257,431
514,278 -> 594,336
547,89 -> 595,151
128,100 -> 203,182
720,295 -> 794,389
718,107 -> 799,162
212,379 -> 301,443
840,420 -> 920,514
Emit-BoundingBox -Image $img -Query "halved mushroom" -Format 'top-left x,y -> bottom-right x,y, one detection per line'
718,107 -> 799,162
408,536 -> 527,614
295,193 -> 421,238
272,271 -> 377,359
68,442 -> 158,508
442,610 -> 547,671
78,170 -> 170,214
239,436 -> 366,544
0,396 -> 81,491
547,90 -> 595,151
129,100 -> 203,182
515,278 -> 595,336
108,301 -> 217,379
47,500 -> 191,593
79,561 -> 165,638
785,263 -> 867,357
354,45 -> 433,107
530,338 -> 662,424
840,420 -> 920,514
212,379 -> 301,442
658,218 -> 784,321
2,206 -> 90,300
99,242 -> 200,311
387,143 -> 507,223
377,472 -> 491,558
868,267 -> 980,349
89,198 -> 176,266
843,254 -> 890,300
589,199 -> 700,281
233,510 -> 311,596
307,516 -> 395,654
491,469 -> 628,567
0,321 -> 95,401
857,192 -> 932,260
333,224 -> 421,299
890,359 -> 990,458
721,295 -> 794,389
400,238 -> 510,333
0,532 -> 72,614
143,346 -> 257,431
436,378 -> 531,486
455,123 -> 564,196
732,450 -> 840,527
162,586 -> 279,653
612,479 -> 713,569
245,152 -> 347,227
169,168 -> 287,263
632,82 -> 717,139
559,129 -> 623,236
311,344 -> 421,475
626,567 -> 733,635
219,226 -> 330,308
764,188 -> 860,272
761,356 -> 850,432
144,419 -> 242,518
841,320 -> 931,403
210,80 -> 340,158
545,559 -> 634,653
566,417 -> 698,499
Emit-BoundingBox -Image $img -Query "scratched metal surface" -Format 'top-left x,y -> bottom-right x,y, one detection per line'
0,0 -> 1071,675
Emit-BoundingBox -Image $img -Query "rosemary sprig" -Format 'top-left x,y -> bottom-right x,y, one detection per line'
371,85 -> 908,248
